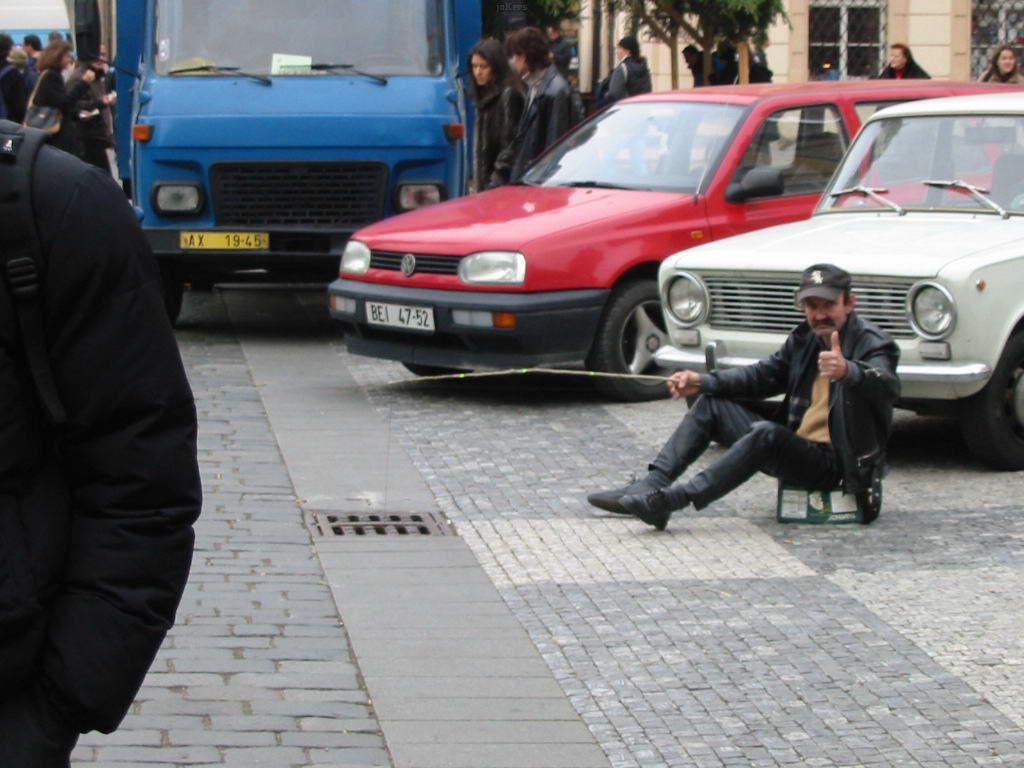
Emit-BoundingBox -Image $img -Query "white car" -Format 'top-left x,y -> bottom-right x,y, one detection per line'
656,91 -> 1024,470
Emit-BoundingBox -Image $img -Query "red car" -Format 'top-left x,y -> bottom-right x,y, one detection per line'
328,81 -> 1010,400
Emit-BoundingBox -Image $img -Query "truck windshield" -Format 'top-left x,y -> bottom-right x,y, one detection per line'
821,114 -> 1024,216
155,0 -> 444,77
522,102 -> 744,193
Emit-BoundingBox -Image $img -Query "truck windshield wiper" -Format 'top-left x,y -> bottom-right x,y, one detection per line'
923,179 -> 1009,219
561,180 -> 631,190
167,64 -> 271,86
310,63 -> 387,85
828,185 -> 905,215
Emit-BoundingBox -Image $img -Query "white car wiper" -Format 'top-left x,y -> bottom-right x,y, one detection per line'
168,64 -> 271,86
923,179 -> 1009,219
828,185 -> 905,215
310,63 -> 387,86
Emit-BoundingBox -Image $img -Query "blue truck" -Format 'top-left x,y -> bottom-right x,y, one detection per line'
114,0 -> 480,321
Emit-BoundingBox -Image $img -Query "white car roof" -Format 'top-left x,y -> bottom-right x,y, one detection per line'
871,90 -> 1024,121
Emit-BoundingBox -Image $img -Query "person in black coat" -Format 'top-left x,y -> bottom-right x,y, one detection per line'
546,24 -> 575,81
68,56 -> 115,173
877,43 -> 930,79
0,123 -> 201,765
1,42 -> 29,124
588,264 -> 899,530
469,39 -> 525,190
601,35 -> 652,105
30,40 -> 94,155
499,27 -> 574,183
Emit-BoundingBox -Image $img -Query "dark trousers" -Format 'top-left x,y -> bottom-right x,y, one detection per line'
650,395 -> 841,509
78,139 -> 111,175
0,688 -> 78,768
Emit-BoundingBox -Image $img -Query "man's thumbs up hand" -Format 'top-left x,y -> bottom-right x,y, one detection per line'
818,330 -> 849,380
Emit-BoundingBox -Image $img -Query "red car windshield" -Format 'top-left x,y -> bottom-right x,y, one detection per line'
522,101 -> 744,193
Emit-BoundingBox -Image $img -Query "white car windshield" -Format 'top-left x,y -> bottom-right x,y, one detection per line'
522,101 -> 744,193
154,0 -> 444,77
821,113 -> 1024,216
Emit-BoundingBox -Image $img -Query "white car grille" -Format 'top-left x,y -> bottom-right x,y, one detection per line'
703,274 -> 916,338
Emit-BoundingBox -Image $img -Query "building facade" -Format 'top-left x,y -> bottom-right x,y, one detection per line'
576,0 -> 1020,90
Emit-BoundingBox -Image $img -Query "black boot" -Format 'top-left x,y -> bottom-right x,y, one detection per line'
621,486 -> 688,531
587,473 -> 666,514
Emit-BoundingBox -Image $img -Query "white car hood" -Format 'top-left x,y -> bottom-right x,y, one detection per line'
669,213 -> 1024,277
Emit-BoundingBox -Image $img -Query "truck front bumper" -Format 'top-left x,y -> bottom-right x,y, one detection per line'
329,279 -> 609,369
145,229 -> 347,271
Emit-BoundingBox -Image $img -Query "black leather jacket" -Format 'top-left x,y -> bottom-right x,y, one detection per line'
474,84 -> 525,190
496,66 -> 573,183
700,312 -> 900,493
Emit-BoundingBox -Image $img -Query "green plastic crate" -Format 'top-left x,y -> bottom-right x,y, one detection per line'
776,482 -> 876,524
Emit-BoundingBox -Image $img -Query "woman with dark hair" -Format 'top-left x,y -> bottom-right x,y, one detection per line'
979,45 -> 1023,83
29,40 -> 95,154
877,43 -> 930,79
469,38 -> 525,190
497,27 -> 573,183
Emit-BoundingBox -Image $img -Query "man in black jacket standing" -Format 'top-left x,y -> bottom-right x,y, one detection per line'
499,27 -> 574,183
588,264 -> 900,529
0,123 -> 201,766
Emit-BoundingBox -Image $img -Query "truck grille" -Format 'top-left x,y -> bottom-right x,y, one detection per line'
370,250 -> 461,275
210,162 -> 387,230
703,274 -> 916,338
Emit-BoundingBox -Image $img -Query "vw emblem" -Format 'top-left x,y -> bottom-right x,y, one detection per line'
401,253 -> 417,277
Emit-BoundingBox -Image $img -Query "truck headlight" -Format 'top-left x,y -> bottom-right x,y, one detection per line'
666,272 -> 709,327
153,183 -> 203,215
340,240 -> 371,275
908,282 -> 955,340
458,251 -> 525,285
397,183 -> 444,211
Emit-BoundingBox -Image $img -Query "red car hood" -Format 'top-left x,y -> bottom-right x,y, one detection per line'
355,185 -> 691,254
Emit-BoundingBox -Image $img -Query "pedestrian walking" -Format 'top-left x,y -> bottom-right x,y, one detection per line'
468,38 -> 525,190
979,45 -> 1023,83
28,40 -> 95,155
877,43 -> 930,79
598,35 -> 652,106
1,40 -> 29,124
588,264 -> 900,529
68,55 -> 116,174
497,27 -> 574,183
0,120 -> 201,767
546,24 -> 575,81
22,34 -> 42,91
683,45 -> 705,87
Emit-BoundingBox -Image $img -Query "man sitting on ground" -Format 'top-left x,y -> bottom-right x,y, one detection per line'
588,264 -> 900,529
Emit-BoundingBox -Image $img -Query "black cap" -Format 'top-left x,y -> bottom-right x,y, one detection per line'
795,263 -> 852,303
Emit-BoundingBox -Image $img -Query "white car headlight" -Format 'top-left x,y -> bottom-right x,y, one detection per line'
458,251 -> 526,285
340,240 -> 371,275
909,282 -> 955,340
154,183 -> 203,215
397,184 -> 443,211
666,272 -> 709,327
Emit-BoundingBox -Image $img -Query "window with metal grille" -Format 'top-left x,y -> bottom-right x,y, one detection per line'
971,1 -> 1024,79
809,0 -> 888,80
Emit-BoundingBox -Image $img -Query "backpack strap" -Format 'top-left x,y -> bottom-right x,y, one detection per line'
0,120 -> 67,425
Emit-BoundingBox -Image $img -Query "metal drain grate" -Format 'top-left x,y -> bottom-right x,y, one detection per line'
309,511 -> 454,537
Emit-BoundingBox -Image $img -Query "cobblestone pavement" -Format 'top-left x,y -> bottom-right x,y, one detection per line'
74,287 -> 1024,767
334,288 -> 1024,768
72,293 -> 389,768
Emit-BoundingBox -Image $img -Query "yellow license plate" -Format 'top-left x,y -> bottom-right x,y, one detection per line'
180,231 -> 270,250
